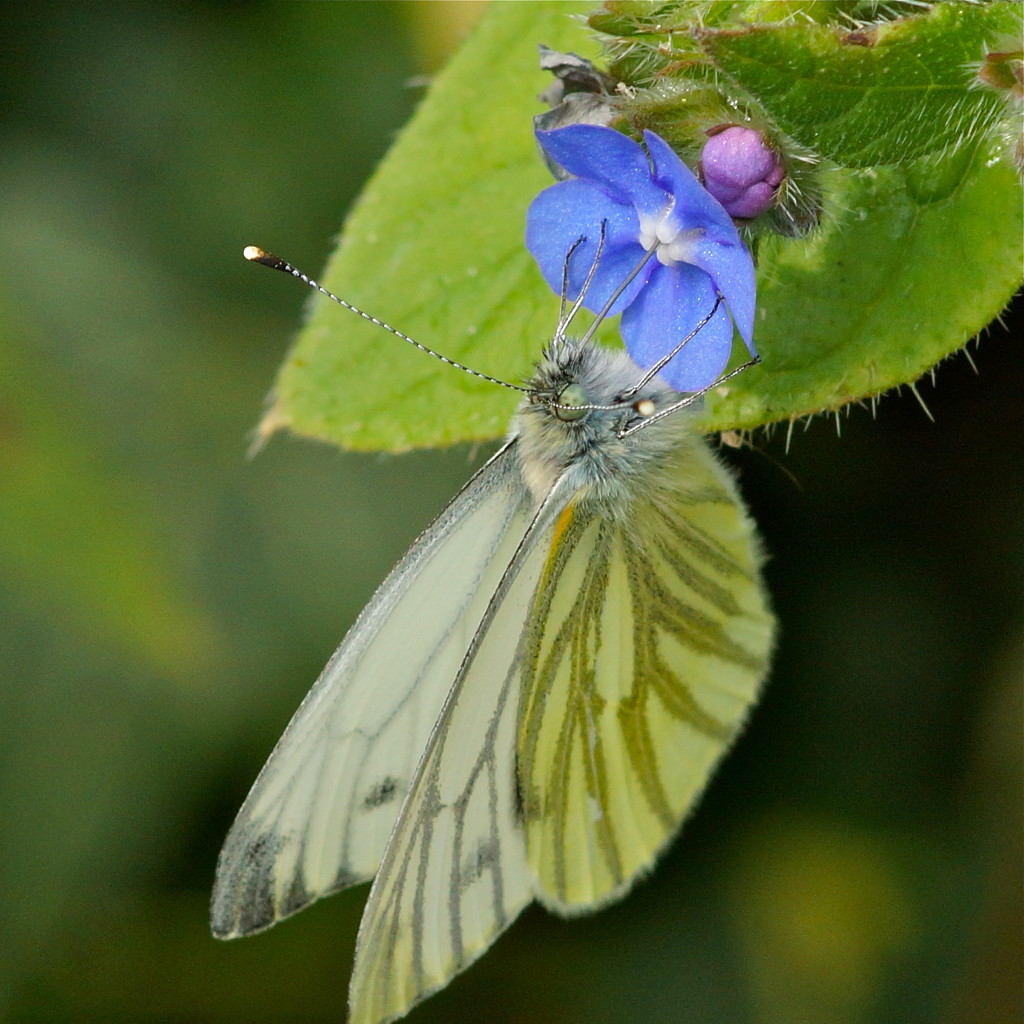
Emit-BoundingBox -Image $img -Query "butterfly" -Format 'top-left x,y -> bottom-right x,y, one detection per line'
212,246 -> 775,1024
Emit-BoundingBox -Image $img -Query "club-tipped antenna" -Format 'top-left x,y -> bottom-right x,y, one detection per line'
243,246 -> 531,395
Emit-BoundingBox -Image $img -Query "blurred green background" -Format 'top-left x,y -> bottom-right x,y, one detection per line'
1,3 -> 1020,1023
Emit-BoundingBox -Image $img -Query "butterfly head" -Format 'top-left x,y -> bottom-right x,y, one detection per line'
514,336 -> 699,507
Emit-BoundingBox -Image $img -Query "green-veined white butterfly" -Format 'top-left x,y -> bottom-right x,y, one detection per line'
212,246 -> 775,1024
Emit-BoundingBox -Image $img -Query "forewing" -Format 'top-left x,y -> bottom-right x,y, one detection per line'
519,444 -> 774,911
346,482 -> 574,1024
211,443 -> 533,938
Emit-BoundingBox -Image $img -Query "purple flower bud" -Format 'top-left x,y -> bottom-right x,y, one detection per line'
700,126 -> 785,220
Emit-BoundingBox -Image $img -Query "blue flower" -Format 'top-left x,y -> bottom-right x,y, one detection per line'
526,124 -> 757,392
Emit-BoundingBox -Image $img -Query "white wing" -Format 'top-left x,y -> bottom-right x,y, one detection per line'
346,482 -> 575,1024
211,441 -> 533,938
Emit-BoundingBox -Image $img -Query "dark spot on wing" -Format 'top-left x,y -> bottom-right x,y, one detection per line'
460,838 -> 499,890
363,776 -> 400,809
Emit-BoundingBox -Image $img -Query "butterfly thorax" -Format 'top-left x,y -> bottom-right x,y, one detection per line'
513,337 -> 703,514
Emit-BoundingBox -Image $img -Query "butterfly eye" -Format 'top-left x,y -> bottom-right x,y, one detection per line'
633,398 -> 656,418
554,383 -> 588,421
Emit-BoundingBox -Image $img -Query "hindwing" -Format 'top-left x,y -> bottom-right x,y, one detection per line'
518,445 -> 774,911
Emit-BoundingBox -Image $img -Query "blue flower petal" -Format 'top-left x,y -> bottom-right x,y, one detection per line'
685,233 -> 757,349
621,263 -> 736,392
643,130 -> 757,349
537,125 -> 667,216
643,130 -> 741,241
526,178 -> 652,315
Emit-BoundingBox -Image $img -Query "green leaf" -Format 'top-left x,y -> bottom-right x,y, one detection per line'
697,2 -> 1020,167
262,0 -> 603,452
702,137 -> 1024,431
264,0 -> 1021,453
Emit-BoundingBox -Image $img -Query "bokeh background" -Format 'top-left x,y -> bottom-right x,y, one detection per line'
1,3 -> 1020,1023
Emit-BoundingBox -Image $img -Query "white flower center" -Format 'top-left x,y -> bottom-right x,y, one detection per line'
638,211 -> 703,267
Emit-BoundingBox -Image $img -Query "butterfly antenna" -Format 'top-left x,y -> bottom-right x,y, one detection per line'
617,353 -> 761,438
543,234 -> 755,425
620,293 -> 725,400
546,227 -> 668,417
557,220 -> 608,338
243,246 -> 531,395
577,243 -> 657,348
556,234 -> 587,336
